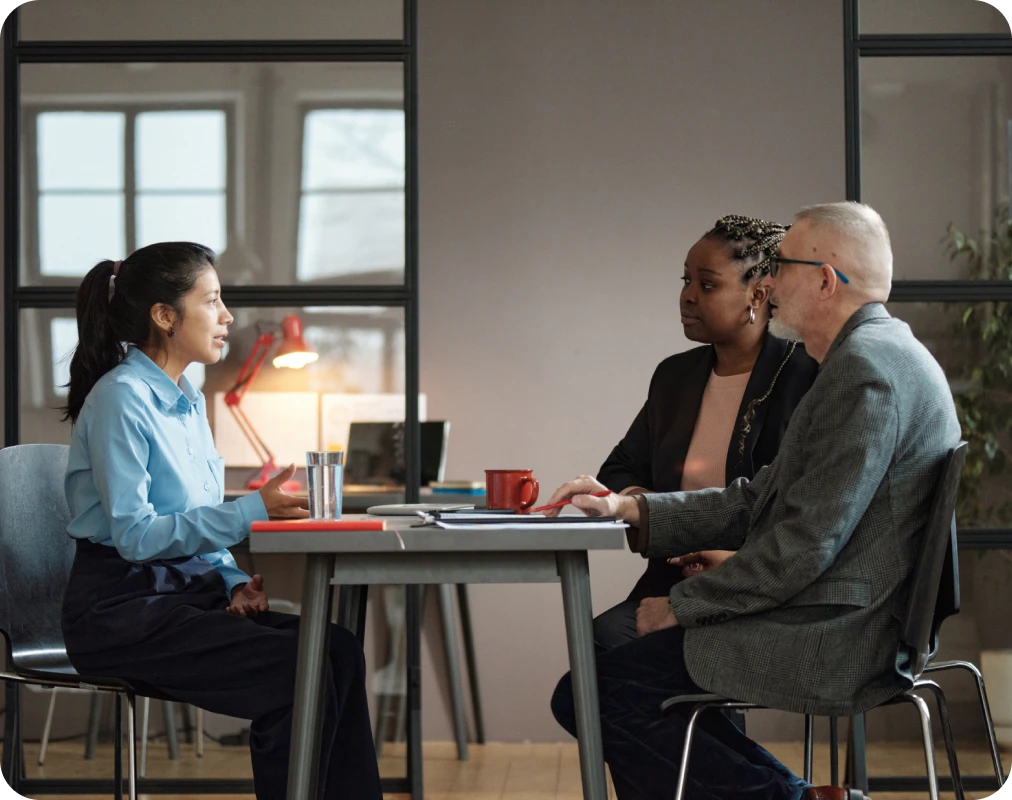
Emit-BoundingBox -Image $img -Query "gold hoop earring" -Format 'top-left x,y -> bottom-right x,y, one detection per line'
748,307 -> 756,325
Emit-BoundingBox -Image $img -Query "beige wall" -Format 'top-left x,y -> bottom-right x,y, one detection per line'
416,0 -> 844,742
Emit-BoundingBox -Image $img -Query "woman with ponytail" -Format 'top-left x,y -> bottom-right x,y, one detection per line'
61,242 -> 382,800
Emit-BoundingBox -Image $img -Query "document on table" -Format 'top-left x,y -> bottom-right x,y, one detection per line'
415,512 -> 626,530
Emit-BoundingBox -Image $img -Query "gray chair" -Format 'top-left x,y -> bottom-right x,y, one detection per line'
660,443 -> 990,800
0,444 -> 138,800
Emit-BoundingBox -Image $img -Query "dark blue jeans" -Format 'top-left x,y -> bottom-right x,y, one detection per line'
551,625 -> 809,800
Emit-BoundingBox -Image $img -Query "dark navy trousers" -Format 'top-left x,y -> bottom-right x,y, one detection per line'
551,625 -> 808,800
62,539 -> 381,800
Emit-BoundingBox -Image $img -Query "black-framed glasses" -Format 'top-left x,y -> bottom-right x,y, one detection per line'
769,256 -> 850,285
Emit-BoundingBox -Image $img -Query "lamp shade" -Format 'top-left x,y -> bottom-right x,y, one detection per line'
272,314 -> 319,369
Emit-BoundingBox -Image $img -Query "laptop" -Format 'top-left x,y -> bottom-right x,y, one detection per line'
343,421 -> 449,489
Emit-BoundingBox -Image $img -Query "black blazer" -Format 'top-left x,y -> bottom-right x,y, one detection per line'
597,334 -> 819,598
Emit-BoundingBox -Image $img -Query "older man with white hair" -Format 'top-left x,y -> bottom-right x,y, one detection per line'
547,202 -> 960,800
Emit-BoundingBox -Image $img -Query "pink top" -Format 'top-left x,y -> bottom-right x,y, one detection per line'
681,370 -> 752,492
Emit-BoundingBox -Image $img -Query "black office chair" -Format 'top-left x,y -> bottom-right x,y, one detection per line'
660,443 -> 978,800
0,444 -> 139,800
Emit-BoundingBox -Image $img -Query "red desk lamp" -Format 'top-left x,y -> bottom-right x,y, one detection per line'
224,314 -> 319,490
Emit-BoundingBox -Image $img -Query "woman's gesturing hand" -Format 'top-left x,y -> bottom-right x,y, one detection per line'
542,475 -> 640,525
258,464 -> 310,520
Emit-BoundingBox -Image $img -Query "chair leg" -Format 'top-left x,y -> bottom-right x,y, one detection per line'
3,681 -> 21,792
163,701 -> 179,759
85,691 -> 102,760
114,693 -> 123,800
140,697 -> 150,778
126,693 -> 138,800
674,706 -> 706,800
935,660 -> 1005,785
803,715 -> 814,784
829,716 -> 839,787
918,681 -> 964,800
196,707 -> 204,757
38,687 -> 59,765
898,692 -> 940,800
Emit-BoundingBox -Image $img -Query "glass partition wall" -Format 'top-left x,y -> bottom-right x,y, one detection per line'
846,2 -> 1012,796
3,2 -> 420,795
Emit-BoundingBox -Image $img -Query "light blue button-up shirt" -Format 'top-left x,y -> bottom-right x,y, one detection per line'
66,346 -> 268,597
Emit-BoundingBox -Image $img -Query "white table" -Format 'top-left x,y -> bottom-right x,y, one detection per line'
249,514 -> 626,800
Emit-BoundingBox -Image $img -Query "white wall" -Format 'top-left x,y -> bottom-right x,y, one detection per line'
417,0 -> 844,742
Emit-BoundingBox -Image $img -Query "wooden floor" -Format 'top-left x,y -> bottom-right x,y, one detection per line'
14,738 -> 1004,799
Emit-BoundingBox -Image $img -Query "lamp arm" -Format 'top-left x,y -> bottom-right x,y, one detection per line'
227,404 -> 275,466
223,332 -> 280,486
224,332 -> 275,406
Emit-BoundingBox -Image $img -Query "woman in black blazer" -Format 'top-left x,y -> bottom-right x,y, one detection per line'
594,215 -> 819,651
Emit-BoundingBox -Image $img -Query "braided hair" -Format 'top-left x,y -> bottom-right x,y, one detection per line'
704,214 -> 788,284
699,215 -> 795,465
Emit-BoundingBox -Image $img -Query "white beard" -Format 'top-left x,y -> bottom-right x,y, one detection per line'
769,316 -> 804,342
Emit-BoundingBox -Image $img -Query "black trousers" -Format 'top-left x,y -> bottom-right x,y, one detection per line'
63,540 -> 381,800
593,597 -> 747,735
552,626 -> 807,800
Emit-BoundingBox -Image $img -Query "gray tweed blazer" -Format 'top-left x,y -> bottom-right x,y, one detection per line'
643,303 -> 960,716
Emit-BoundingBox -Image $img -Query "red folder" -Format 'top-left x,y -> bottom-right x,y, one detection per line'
251,519 -> 387,532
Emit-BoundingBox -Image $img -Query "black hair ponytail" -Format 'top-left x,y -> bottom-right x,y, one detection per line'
63,260 -> 125,423
62,242 -> 216,423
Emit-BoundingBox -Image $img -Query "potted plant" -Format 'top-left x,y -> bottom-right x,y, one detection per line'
945,206 -> 1012,747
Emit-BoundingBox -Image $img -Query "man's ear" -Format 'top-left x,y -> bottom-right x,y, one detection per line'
819,264 -> 842,298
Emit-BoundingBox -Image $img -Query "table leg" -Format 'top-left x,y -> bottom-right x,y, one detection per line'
437,583 -> 469,761
287,553 -> 336,800
557,551 -> 608,800
457,583 -> 485,744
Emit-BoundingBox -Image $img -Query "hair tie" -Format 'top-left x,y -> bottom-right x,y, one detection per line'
112,260 -> 122,276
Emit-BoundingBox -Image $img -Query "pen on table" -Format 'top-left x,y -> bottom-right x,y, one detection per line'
529,490 -> 612,514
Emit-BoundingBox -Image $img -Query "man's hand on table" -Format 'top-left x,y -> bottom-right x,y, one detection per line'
543,475 -> 641,525
228,574 -> 270,618
635,596 -> 678,636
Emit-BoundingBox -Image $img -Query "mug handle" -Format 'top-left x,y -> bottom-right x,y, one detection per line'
518,476 -> 540,512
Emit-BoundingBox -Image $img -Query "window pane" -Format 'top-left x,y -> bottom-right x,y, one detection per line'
297,193 -> 404,283
50,317 -> 78,398
20,0 -> 402,40
860,0 -> 1010,34
889,302 -> 1012,528
21,62 -> 404,287
39,194 -> 126,277
38,112 -> 124,191
303,110 -> 405,190
137,111 -> 226,191
861,57 -> 1012,280
137,194 -> 227,255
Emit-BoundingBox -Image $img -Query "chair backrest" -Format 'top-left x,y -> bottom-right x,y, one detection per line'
901,441 -> 968,678
0,444 -> 76,673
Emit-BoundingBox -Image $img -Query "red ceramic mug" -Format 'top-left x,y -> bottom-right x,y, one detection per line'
485,469 -> 540,513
